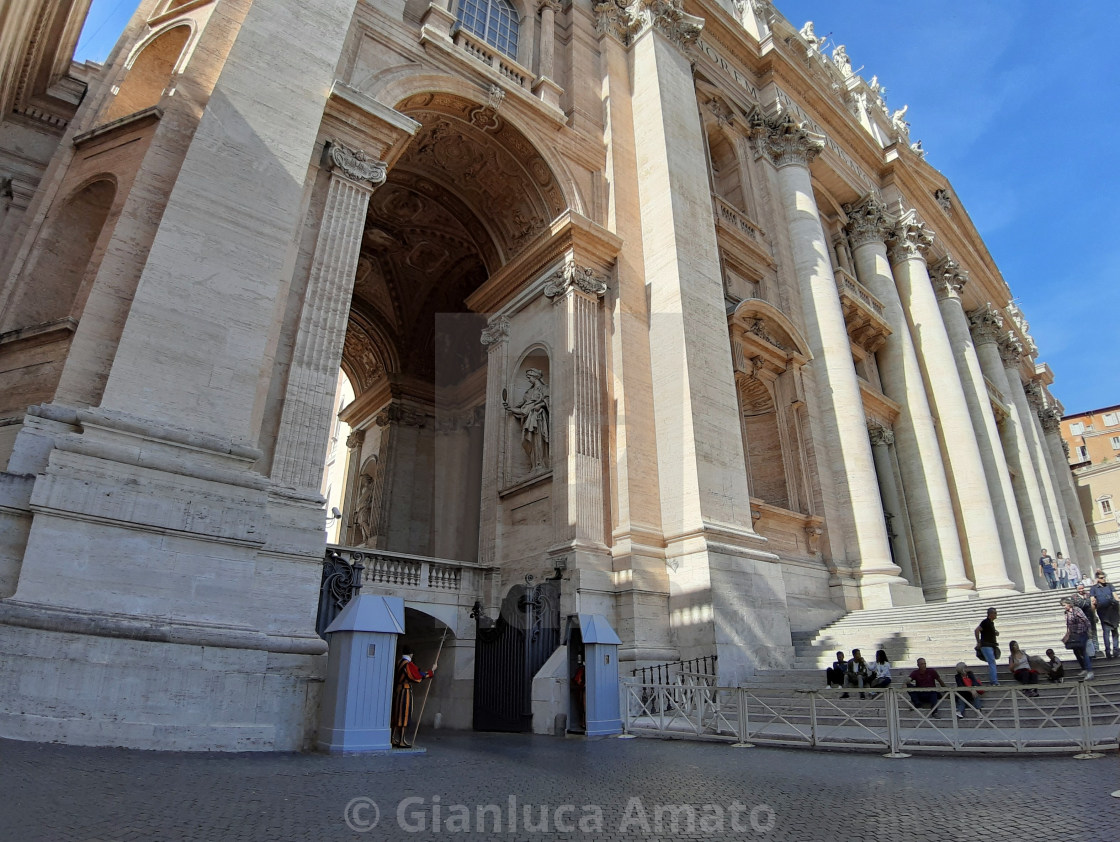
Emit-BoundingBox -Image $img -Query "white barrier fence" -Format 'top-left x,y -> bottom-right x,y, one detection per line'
621,680 -> 1120,757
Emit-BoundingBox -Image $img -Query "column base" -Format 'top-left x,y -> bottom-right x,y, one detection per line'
858,580 -> 927,609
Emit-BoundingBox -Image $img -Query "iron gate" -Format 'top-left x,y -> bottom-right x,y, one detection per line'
472,578 -> 561,732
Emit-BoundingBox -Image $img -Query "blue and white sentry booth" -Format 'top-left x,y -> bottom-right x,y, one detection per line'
568,613 -> 622,737
318,594 -> 405,753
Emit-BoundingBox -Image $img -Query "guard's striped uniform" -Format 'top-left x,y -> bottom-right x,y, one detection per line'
392,658 -> 429,728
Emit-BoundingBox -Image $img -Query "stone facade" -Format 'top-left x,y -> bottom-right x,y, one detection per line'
1060,403 -> 1120,578
0,0 -> 1086,749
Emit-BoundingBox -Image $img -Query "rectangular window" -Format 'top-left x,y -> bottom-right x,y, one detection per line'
1113,436 -> 1120,450
1105,412 -> 1119,426
1102,499 -> 1114,516
1071,422 -> 1085,435
1076,446 -> 1089,461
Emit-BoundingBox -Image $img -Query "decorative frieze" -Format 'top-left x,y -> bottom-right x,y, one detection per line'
325,142 -> 387,188
929,255 -> 969,302
543,259 -> 608,300
967,305 -> 1004,346
753,111 -> 825,169
480,316 -> 511,347
886,213 -> 933,265
843,194 -> 891,248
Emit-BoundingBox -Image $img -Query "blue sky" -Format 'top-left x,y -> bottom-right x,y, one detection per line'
76,1 -> 1117,414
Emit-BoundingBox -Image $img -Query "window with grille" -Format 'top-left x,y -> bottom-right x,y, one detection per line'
1101,498 -> 1113,517
456,0 -> 519,59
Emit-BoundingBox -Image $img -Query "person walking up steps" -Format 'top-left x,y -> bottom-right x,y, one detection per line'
1091,570 -> 1119,659
974,607 -> 1001,685
1061,597 -> 1094,681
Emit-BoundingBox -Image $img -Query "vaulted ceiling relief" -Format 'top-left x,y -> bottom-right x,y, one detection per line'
345,93 -> 565,389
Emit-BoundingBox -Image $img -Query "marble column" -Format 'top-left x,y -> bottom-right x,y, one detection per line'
868,423 -> 918,586
970,309 -> 1051,588
888,213 -> 1006,594
1022,381 -> 1073,560
930,255 -> 1028,592
477,316 -> 510,569
758,115 -> 905,602
1039,405 -> 1096,570
272,143 -> 385,489
845,197 -> 973,599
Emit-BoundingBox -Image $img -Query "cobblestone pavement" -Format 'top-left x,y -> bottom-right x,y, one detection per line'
1,732 -> 1118,841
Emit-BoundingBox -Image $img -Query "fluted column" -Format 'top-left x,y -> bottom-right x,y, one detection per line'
544,260 -> 607,548
1023,381 -> 1073,559
970,314 -> 1050,588
759,116 -> 904,601
272,143 -> 385,488
868,423 -> 918,586
1039,405 -> 1096,569
845,197 -> 972,599
930,256 -> 1028,592
888,213 -> 1006,593
477,316 -> 510,568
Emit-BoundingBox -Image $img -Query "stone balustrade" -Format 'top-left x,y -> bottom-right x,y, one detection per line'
452,27 -> 530,89
324,545 -> 492,594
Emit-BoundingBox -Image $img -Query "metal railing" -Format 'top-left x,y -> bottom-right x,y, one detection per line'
620,681 -> 1120,757
632,655 -> 718,685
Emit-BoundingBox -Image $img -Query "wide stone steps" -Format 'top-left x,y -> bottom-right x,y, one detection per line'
791,588 -> 1101,670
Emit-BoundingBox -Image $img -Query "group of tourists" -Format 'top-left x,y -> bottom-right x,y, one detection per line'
824,568 -> 1119,719
1037,548 -> 1088,590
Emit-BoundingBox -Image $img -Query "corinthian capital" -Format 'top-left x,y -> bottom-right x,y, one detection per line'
325,142 -> 387,188
480,316 -> 511,347
543,259 -> 608,300
843,194 -> 891,248
595,1 -> 703,52
753,111 -> 825,169
886,213 -> 934,265
930,255 -> 969,302
967,305 -> 1004,345
867,421 -> 895,447
997,332 -> 1024,367
1023,380 -> 1045,409
539,0 -> 562,12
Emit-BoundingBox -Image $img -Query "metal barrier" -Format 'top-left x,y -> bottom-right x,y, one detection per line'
620,680 -> 1120,757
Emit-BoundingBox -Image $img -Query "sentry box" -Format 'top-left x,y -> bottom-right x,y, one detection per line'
318,594 -> 405,753
567,613 -> 622,737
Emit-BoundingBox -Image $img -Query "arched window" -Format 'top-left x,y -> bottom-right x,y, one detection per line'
456,0 -> 519,59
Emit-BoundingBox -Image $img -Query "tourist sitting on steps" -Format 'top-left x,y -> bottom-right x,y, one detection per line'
906,658 -> 946,717
841,648 -> 870,699
825,650 -> 847,689
1037,649 -> 1064,683
867,649 -> 892,698
953,663 -> 984,719
1008,641 -> 1039,697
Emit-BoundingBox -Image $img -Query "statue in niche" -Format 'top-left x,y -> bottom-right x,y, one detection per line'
350,459 -> 378,545
504,368 -> 550,473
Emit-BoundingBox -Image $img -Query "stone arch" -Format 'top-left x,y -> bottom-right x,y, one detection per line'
367,73 -> 583,218
103,23 -> 192,122
1,176 -> 117,332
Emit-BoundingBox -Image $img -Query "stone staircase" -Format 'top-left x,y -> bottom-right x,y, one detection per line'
790,588 -> 1103,673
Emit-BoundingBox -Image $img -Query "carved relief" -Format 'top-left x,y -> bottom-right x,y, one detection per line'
326,142 -> 387,188
543,259 -> 608,300
374,403 -> 428,428
342,328 -> 385,393
480,316 -> 511,347
867,421 -> 895,447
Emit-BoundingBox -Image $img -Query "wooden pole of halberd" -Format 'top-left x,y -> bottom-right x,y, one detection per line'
411,626 -> 449,747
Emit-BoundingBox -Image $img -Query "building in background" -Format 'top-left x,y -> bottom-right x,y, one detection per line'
1061,404 -> 1120,576
0,0 -> 1094,751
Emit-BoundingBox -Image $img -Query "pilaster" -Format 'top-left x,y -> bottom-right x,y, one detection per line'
477,316 -> 511,568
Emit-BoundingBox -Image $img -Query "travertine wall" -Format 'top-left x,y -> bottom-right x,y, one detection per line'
0,0 -> 1088,749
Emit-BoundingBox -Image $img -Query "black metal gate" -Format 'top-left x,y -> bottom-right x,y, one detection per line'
472,578 -> 561,732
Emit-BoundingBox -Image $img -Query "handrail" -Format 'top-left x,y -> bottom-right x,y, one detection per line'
620,680 -> 1120,757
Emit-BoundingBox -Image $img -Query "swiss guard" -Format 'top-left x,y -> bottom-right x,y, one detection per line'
391,649 -> 436,748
